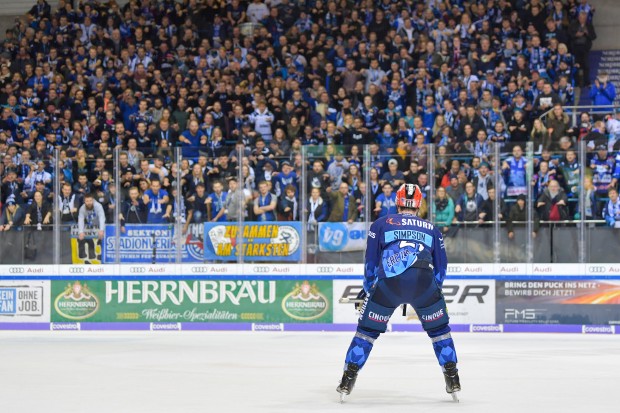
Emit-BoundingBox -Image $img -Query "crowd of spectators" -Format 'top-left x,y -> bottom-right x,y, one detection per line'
1,0 -> 620,241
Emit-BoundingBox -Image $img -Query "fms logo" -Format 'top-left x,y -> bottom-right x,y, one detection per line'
281,281 -> 329,321
54,281 -> 99,320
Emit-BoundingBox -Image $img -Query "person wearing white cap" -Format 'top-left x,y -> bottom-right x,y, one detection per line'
380,159 -> 405,187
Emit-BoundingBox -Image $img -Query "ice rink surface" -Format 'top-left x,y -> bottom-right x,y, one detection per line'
0,331 -> 617,413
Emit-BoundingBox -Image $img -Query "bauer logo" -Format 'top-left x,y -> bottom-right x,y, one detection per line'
281,281 -> 329,321
54,281 -> 99,320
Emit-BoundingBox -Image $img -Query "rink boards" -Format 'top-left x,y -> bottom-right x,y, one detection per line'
1,264 -> 620,333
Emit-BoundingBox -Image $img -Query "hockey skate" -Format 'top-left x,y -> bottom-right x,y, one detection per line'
336,363 -> 360,403
443,362 -> 461,402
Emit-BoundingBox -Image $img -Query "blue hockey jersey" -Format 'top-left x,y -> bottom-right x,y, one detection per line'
364,213 -> 448,292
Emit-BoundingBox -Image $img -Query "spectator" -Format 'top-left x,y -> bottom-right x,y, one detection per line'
328,182 -> 358,223
482,188 -> 506,223
0,196 -> 25,231
603,187 -> 620,227
381,159 -> 405,187
507,195 -> 540,240
306,186 -> 329,229
590,144 -> 616,197
432,187 -> 455,234
58,182 -> 81,225
570,10 -> 597,87
222,178 -> 249,222
278,184 -> 299,221
206,180 -> 228,222
503,145 -> 528,197
253,180 -> 277,222
455,181 -> 486,223
536,180 -> 570,221
374,183 -> 397,218
121,187 -> 147,228
589,72 -> 616,115
187,183 -> 209,225
77,192 -> 106,241
24,191 -> 52,230
143,179 -> 170,224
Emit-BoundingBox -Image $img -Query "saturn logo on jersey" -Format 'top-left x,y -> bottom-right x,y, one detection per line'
421,309 -> 445,323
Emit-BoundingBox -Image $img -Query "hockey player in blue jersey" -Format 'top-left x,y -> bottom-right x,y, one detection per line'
337,183 -> 461,402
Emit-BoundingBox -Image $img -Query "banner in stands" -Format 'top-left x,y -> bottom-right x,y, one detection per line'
70,226 -> 102,264
332,280 -> 496,324
318,223 -> 367,252
102,224 -> 204,263
0,281 -> 50,322
50,280 -> 332,323
496,280 -> 620,325
203,222 -> 302,262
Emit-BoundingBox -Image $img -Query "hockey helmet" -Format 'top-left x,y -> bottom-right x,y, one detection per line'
396,183 -> 423,209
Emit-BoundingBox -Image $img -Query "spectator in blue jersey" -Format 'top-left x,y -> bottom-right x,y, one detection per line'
590,72 -> 616,115
603,188 -> 620,227
143,179 -> 170,224
455,181 -> 486,223
374,183 -> 397,218
502,145 -> 528,198
206,181 -> 228,222
274,160 -> 298,197
253,180 -> 277,222
179,119 -> 206,159
590,144 -> 616,197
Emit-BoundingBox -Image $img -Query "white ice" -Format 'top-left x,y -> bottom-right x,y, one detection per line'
0,331 -> 617,413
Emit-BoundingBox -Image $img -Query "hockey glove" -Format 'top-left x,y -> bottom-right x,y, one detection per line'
354,289 -> 367,311
606,216 -> 616,227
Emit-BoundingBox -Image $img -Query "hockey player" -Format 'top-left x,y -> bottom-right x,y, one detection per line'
337,183 -> 460,402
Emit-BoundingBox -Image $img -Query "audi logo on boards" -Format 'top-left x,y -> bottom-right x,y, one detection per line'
253,266 -> 270,273
317,267 -> 334,274
8,267 -> 24,274
69,267 -> 85,274
447,266 -> 462,273
588,266 -> 606,274
130,267 -> 146,274
191,267 -> 209,273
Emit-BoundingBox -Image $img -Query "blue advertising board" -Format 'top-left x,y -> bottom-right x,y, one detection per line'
103,224 -> 204,263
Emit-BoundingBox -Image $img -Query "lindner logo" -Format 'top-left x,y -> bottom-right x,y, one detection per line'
281,281 -> 329,321
54,281 -> 99,320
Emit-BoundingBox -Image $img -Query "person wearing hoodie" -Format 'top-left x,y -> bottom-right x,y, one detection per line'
506,194 -> 540,239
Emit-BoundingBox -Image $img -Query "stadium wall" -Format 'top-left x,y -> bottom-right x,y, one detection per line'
0,264 -> 619,334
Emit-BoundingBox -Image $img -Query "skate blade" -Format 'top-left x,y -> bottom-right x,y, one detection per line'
339,392 -> 346,403
451,392 -> 460,403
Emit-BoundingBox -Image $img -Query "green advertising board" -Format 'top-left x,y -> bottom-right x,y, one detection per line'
51,280 -> 332,323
